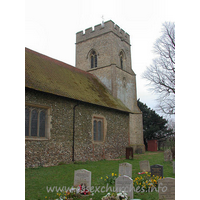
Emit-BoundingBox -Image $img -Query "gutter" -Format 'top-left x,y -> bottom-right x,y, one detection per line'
72,101 -> 80,162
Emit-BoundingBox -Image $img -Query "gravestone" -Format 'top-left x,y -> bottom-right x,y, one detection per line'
173,161 -> 175,174
164,149 -> 173,161
74,169 -> 91,190
115,175 -> 133,199
119,162 -> 132,178
150,164 -> 163,178
139,160 -> 150,172
158,177 -> 175,200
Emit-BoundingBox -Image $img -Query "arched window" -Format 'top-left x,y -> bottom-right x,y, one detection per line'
93,116 -> 104,142
119,51 -> 124,69
25,105 -> 49,139
90,50 -> 97,68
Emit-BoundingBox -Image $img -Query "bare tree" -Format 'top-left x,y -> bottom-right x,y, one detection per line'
143,22 -> 175,115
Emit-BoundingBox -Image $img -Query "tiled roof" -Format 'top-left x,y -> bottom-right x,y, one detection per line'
25,48 -> 130,113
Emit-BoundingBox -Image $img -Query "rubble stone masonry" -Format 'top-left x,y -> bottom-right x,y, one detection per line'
25,88 -> 129,168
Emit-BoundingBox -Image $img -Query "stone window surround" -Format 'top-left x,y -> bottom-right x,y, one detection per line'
25,102 -> 52,141
90,50 -> 97,68
91,114 -> 107,144
119,50 -> 126,70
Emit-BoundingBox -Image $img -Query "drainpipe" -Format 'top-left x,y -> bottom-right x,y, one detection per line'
72,101 -> 80,162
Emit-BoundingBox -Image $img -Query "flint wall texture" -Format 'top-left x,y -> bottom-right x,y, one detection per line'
25,88 -> 129,168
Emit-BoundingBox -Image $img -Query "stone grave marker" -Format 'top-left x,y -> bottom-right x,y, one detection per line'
164,149 -> 173,161
158,177 -> 175,200
115,175 -> 133,199
173,161 -> 175,174
74,169 -> 91,190
119,162 -> 132,178
139,160 -> 150,172
150,164 -> 163,178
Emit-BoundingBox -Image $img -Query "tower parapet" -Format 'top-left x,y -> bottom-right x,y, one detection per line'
76,20 -> 130,45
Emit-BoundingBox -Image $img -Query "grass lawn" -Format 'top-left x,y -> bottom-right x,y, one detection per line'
25,151 -> 175,200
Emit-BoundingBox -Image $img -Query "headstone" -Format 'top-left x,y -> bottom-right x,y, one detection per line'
158,178 -> 175,200
173,161 -> 175,174
74,169 -> 91,190
119,162 -> 132,178
115,175 -> 133,199
139,160 -> 150,172
150,164 -> 163,178
164,149 -> 173,161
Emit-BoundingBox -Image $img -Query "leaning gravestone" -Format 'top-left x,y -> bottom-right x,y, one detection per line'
115,175 -> 133,199
158,177 -> 175,200
164,149 -> 173,161
74,169 -> 91,190
139,160 -> 150,172
119,162 -> 132,178
150,164 -> 163,178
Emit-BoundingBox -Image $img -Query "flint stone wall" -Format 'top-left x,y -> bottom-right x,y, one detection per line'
25,88 -> 129,168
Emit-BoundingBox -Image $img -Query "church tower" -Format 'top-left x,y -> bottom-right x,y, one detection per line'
76,20 -> 145,153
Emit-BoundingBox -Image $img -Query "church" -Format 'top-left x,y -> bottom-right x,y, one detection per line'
25,20 -> 145,168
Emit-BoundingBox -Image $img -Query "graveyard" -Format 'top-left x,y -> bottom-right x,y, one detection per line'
25,151 -> 175,200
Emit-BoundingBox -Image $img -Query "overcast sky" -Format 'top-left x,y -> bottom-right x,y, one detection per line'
25,0 -> 175,116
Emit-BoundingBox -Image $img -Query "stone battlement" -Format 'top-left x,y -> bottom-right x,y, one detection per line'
76,20 -> 130,44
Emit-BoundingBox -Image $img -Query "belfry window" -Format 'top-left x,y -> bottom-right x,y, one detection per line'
90,50 -> 97,68
119,51 -> 124,69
